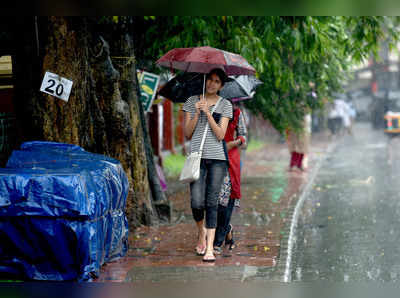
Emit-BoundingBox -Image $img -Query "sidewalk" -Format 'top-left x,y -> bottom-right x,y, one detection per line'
95,131 -> 333,282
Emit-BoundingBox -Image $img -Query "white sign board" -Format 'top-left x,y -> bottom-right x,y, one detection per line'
40,71 -> 73,102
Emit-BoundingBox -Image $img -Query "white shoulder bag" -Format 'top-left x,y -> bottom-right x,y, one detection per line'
179,97 -> 222,183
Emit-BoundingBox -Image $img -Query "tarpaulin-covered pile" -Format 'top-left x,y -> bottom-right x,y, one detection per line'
0,141 -> 129,281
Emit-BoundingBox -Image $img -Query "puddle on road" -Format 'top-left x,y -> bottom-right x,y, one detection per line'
267,165 -> 287,203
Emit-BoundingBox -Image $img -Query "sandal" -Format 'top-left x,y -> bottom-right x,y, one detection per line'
225,224 -> 235,250
202,251 -> 216,262
195,229 -> 206,256
195,245 -> 206,256
213,246 -> 223,255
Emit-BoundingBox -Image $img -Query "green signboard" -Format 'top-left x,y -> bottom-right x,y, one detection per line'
137,71 -> 160,112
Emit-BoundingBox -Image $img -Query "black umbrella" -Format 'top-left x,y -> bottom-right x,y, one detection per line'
222,75 -> 263,102
158,72 -> 262,103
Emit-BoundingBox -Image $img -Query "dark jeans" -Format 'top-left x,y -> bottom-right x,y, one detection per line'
190,159 -> 228,229
214,198 -> 235,247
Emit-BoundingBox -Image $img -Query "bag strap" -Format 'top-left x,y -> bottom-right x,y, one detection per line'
199,97 -> 223,154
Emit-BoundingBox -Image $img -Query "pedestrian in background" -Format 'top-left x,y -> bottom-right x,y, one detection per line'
182,68 -> 233,262
348,101 -> 357,131
214,102 -> 247,254
302,87 -> 316,169
302,112 -> 312,170
343,100 -> 356,136
327,99 -> 343,137
286,112 -> 311,172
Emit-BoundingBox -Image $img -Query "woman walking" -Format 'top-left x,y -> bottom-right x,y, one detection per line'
213,102 -> 247,253
182,68 -> 233,262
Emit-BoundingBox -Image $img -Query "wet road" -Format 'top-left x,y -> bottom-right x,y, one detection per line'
292,122 -> 400,282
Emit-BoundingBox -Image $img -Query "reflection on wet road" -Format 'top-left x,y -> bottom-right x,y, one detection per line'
292,122 -> 400,282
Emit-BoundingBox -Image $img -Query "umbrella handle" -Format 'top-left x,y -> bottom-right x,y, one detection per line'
202,74 -> 206,100
200,74 -> 206,122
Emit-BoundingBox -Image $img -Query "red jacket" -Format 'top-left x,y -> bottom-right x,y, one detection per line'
225,108 -> 244,199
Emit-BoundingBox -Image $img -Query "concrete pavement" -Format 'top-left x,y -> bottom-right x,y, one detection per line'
95,131 -> 334,282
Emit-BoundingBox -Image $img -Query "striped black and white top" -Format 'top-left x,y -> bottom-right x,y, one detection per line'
183,95 -> 233,160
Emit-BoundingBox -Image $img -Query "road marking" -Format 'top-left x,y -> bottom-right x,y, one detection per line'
283,142 -> 337,282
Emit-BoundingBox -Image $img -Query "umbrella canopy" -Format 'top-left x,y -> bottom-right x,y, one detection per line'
221,75 -> 262,101
158,72 -> 262,103
156,46 -> 256,76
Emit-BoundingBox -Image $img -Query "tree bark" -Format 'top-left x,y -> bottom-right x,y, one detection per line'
10,16 -> 170,228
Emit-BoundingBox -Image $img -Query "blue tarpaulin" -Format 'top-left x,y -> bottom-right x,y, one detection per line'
0,141 -> 129,281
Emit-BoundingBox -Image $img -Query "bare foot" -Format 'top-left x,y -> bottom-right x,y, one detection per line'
195,228 -> 206,256
202,250 -> 216,262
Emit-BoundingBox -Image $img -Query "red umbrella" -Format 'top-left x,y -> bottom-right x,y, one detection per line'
156,46 -> 256,76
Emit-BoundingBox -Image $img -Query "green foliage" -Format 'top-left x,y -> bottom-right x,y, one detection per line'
163,153 -> 185,177
136,16 -> 400,132
246,139 -> 266,153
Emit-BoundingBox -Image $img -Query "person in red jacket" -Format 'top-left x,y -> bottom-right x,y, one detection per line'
213,103 -> 247,253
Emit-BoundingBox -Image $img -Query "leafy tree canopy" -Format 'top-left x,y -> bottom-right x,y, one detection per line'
135,16 -> 400,132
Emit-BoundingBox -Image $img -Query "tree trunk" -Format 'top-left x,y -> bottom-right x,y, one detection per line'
10,16 -> 170,229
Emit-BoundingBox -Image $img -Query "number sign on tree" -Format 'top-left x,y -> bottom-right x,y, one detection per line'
40,71 -> 73,102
